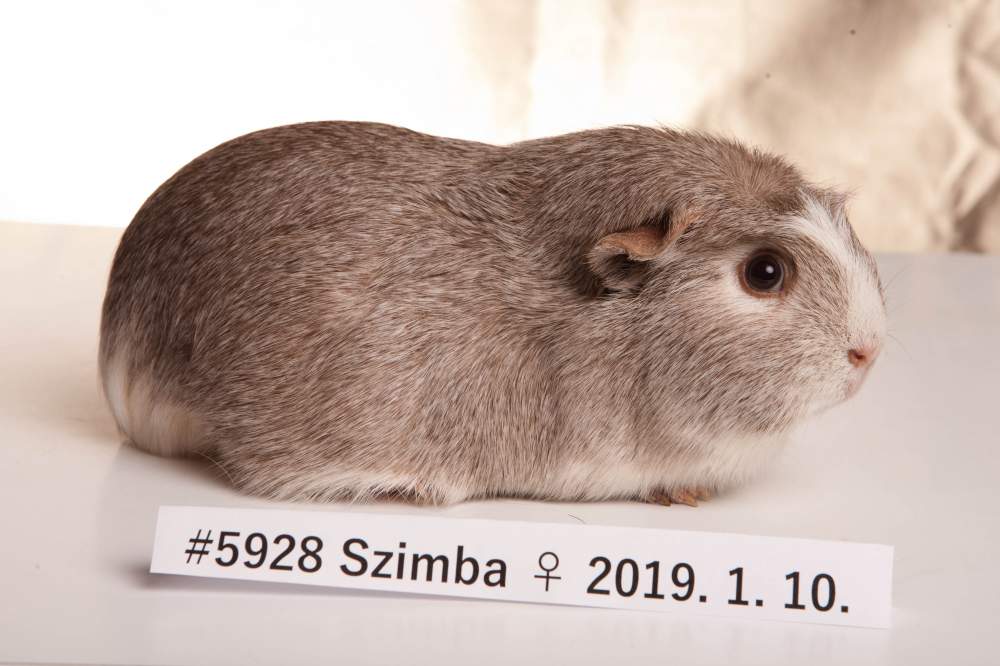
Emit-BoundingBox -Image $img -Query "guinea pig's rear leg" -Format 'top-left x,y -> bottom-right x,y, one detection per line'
645,487 -> 713,507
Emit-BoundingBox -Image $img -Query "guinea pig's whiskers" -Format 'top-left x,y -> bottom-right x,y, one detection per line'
882,264 -> 909,292
885,331 -> 914,364
881,265 -> 911,314
886,300 -> 908,317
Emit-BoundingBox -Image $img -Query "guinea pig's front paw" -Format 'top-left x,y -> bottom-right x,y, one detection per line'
645,487 -> 713,507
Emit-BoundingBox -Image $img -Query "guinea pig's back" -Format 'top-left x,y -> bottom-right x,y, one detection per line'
99,122 -> 521,465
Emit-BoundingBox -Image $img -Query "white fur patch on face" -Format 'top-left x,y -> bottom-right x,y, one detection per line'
793,195 -> 887,352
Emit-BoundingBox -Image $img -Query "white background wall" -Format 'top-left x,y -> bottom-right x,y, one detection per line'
2,1 -> 997,251
0,1 -> 513,228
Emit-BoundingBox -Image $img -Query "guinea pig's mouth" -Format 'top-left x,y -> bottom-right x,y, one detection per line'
808,366 -> 876,416
843,363 -> 875,400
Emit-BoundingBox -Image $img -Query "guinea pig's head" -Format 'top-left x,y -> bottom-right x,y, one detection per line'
587,160 -> 886,438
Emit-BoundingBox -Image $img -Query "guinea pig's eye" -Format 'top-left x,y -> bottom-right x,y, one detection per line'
742,251 -> 786,295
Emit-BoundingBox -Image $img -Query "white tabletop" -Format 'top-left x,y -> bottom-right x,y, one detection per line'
1,221 -> 998,665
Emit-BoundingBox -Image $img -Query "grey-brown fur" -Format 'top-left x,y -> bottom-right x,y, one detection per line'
99,122 -> 885,503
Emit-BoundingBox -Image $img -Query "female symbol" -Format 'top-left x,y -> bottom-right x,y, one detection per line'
534,551 -> 562,591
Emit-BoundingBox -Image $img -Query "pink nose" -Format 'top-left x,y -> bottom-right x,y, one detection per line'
848,344 -> 880,369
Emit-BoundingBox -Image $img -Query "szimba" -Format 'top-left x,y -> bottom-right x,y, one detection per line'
339,537 -> 508,587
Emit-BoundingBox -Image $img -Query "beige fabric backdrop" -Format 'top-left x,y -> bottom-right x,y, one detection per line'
459,0 -> 1000,253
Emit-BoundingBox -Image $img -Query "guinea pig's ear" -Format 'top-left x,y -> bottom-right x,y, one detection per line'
587,209 -> 694,293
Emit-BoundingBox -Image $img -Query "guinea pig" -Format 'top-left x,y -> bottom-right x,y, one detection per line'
99,122 -> 886,506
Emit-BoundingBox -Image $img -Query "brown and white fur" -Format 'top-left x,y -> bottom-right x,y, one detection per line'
99,122 -> 886,505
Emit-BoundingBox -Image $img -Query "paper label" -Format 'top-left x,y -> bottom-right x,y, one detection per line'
151,505 -> 893,628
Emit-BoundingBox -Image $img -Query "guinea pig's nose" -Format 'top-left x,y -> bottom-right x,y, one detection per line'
847,343 -> 880,369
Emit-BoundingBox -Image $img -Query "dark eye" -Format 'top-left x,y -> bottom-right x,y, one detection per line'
743,252 -> 785,294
